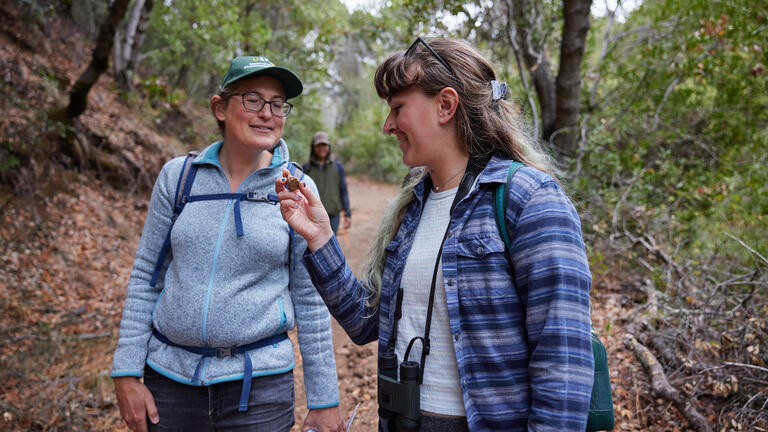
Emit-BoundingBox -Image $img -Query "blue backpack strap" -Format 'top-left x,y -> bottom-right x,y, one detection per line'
152,328 -> 288,412
288,161 -> 304,179
186,192 -> 248,236
150,151 -> 199,288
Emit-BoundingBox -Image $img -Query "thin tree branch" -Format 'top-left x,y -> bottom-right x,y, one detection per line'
725,232 -> 768,266
652,77 -> 680,130
503,0 -> 540,137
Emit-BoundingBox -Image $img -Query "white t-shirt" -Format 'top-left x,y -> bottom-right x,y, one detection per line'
396,186 -> 466,416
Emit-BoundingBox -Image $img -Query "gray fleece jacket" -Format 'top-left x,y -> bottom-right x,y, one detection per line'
111,140 -> 339,409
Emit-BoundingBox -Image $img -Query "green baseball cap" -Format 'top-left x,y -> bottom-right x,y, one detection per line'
220,56 -> 303,99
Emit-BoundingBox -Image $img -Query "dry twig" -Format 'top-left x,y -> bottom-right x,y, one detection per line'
623,333 -> 713,432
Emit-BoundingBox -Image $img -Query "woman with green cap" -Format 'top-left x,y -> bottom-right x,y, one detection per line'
110,56 -> 345,432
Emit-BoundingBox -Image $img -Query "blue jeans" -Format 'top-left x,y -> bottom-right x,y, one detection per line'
329,214 -> 340,234
144,365 -> 294,432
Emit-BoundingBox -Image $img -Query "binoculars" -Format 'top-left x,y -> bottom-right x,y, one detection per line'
377,351 -> 421,431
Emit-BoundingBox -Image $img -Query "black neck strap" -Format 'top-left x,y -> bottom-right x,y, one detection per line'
386,154 -> 492,384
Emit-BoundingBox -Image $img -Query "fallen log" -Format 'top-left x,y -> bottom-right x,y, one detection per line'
622,333 -> 712,432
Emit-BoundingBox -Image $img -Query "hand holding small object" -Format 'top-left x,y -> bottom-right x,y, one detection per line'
276,169 -> 334,252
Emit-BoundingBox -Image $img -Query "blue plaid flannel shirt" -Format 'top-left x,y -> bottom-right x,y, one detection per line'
303,156 -> 594,431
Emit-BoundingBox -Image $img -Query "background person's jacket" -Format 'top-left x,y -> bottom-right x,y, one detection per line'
303,155 -> 351,219
303,156 -> 593,431
111,139 -> 340,409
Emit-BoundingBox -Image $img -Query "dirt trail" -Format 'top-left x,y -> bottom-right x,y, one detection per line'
290,176 -> 400,431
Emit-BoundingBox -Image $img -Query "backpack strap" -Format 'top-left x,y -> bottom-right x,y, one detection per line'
493,162 -> 614,431
150,151 -> 199,288
287,161 -> 304,178
493,161 -> 526,344
152,328 -> 289,412
150,158 -> 304,288
494,161 -> 524,255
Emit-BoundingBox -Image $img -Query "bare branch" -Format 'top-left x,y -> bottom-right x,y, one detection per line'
723,362 -> 768,375
503,0 -> 540,137
652,77 -> 681,130
623,333 -> 713,432
725,232 -> 768,266
588,0 -> 616,108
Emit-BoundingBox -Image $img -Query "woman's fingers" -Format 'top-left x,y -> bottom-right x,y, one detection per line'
275,170 -> 324,215
114,377 -> 153,432
274,170 -> 334,251
276,169 -> 308,204
275,175 -> 303,209
295,178 -> 320,206
145,391 -> 159,425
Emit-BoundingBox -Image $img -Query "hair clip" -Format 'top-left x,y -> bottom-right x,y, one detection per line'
491,80 -> 508,101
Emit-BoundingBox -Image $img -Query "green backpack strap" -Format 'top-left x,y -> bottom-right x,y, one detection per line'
494,161 -> 524,254
493,161 -> 614,431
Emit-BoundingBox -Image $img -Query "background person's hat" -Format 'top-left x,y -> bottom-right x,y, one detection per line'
312,131 -> 331,145
220,56 -> 303,99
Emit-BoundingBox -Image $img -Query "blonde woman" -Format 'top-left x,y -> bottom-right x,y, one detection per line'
112,56 -> 344,432
278,38 -> 593,431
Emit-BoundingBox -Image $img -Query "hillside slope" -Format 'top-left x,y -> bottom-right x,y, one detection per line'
0,1 -> 210,198
0,3 -> 209,429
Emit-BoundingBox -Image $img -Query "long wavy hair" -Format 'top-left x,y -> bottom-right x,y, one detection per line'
362,38 -> 555,307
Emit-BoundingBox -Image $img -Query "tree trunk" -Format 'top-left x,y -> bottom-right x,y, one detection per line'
516,0 -> 556,139
114,0 -> 154,91
113,0 -> 143,89
528,53 -> 557,140
504,0 -> 564,147
66,0 -> 131,119
127,0 -> 154,77
503,0 -> 554,139
552,0 -> 592,157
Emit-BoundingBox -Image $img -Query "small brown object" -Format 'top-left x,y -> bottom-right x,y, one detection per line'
285,176 -> 301,191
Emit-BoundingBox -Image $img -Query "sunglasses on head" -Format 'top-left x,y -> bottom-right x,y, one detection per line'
405,37 -> 457,78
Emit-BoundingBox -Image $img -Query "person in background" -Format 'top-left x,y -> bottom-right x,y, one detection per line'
277,38 -> 593,431
111,55 -> 344,432
303,132 -> 351,234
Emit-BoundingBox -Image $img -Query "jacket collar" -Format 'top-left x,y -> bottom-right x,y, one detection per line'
411,155 -> 514,205
309,155 -> 333,166
192,139 -> 290,169
476,155 -> 518,185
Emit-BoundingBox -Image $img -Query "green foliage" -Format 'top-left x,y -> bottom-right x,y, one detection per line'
571,3 -> 768,420
68,0 -> 108,36
137,76 -> 185,107
336,91 -> 409,183
0,151 -> 20,172
579,0 -> 768,258
141,0 -> 350,98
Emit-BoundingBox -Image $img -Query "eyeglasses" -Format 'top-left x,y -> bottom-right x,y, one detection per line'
231,92 -> 293,117
405,37 -> 457,78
